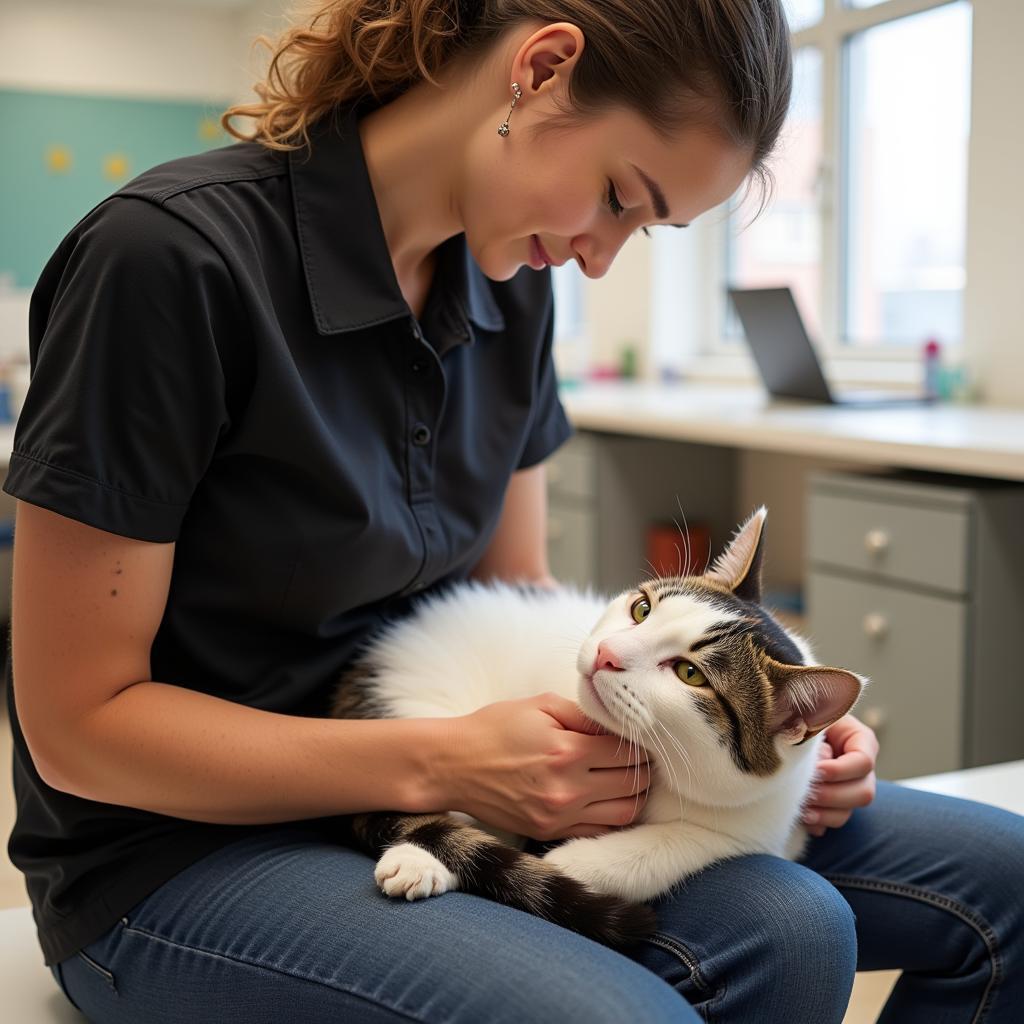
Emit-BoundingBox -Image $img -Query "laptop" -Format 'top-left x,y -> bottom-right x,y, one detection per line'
727,286 -> 933,407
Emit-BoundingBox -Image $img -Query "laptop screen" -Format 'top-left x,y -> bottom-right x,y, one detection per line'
727,287 -> 832,402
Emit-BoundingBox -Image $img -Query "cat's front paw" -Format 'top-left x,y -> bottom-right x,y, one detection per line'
375,843 -> 457,901
542,838 -> 619,897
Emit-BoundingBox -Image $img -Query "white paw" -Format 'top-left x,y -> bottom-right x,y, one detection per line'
374,843 -> 457,901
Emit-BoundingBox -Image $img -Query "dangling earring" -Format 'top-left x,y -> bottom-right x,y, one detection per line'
497,83 -> 522,137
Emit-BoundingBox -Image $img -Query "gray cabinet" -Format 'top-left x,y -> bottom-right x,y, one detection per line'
546,433 -> 598,588
806,471 -> 1024,780
546,431 -> 738,594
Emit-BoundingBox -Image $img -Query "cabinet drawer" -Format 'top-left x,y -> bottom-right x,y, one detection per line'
547,503 -> 597,588
806,571 -> 965,778
808,490 -> 970,594
546,435 -> 595,501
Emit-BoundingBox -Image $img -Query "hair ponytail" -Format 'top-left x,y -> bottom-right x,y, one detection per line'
223,1 -> 485,152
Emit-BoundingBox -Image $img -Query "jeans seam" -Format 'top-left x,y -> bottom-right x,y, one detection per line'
120,922 -> 428,1022
822,873 -> 1002,1024
52,961 -> 85,1011
638,930 -> 721,1021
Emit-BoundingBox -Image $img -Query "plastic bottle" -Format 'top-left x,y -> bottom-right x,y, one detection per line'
922,338 -> 942,401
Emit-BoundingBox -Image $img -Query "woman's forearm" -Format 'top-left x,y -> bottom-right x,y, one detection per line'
41,680 -> 457,824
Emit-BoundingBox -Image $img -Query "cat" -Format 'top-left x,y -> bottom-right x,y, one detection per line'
328,507 -> 866,947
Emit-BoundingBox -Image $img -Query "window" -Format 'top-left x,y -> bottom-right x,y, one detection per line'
843,1 -> 972,347
720,0 -> 972,357
785,0 -> 824,32
725,46 -> 824,342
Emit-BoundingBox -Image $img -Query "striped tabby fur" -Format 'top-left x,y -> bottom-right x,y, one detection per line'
329,508 -> 866,948
349,811 -> 657,947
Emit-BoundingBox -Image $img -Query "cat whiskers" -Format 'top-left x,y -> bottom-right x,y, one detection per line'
672,495 -> 693,577
625,710 -> 645,824
641,559 -> 665,586
606,685 -> 690,825
636,715 -> 689,823
648,721 -> 695,823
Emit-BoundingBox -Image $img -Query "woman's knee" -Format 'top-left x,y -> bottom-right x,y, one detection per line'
753,857 -> 858,974
646,854 -> 857,1022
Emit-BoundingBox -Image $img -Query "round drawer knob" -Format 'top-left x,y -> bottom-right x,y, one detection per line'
864,528 -> 890,555
863,612 -> 888,638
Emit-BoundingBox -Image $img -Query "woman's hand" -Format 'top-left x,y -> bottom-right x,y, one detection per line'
439,693 -> 651,842
802,714 -> 880,837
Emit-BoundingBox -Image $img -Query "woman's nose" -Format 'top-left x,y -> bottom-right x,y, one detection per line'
575,229 -> 631,280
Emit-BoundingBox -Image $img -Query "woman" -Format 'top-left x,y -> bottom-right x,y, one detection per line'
5,2 -> 1022,1021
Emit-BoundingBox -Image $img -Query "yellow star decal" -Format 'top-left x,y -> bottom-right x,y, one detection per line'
198,117 -> 223,141
45,146 -> 73,174
103,153 -> 131,181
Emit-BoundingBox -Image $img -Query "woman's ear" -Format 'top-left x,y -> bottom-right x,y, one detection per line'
512,22 -> 585,100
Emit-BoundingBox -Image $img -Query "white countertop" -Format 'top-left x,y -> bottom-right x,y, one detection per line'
560,382 -> 1024,481
3,383 -> 1024,481
900,759 -> 1024,817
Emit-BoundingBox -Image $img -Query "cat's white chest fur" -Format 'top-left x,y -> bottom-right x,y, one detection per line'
364,582 -> 609,719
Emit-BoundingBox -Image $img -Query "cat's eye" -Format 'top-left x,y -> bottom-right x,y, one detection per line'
630,596 -> 651,623
674,660 -> 707,686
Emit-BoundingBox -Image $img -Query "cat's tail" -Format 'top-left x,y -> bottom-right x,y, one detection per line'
349,811 -> 657,949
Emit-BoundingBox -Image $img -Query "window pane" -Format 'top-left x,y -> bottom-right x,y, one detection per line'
726,46 -> 823,342
784,0 -> 823,32
843,2 -> 972,347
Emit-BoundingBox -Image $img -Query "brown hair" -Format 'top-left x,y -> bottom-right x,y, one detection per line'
223,0 -> 792,209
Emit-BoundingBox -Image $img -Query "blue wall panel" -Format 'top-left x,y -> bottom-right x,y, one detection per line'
0,89 -> 233,289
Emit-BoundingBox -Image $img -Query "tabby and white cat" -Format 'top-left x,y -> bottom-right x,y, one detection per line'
330,508 -> 866,947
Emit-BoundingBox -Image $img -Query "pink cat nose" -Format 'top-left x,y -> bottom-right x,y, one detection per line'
594,642 -> 623,673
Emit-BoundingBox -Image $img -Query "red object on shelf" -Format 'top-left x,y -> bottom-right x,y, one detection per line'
645,522 -> 712,579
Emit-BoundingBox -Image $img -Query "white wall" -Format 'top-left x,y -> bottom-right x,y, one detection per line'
962,0 -> 1024,406
0,0 -> 288,102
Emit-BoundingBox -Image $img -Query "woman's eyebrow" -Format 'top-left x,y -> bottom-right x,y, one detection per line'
629,162 -> 690,228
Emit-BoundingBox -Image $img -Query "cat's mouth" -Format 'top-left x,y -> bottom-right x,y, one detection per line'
586,672 -> 614,716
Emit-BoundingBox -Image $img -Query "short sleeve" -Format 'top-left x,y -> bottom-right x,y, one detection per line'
516,299 -> 574,470
2,196 -> 237,542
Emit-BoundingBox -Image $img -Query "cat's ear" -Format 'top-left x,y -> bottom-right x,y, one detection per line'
764,661 -> 866,745
704,506 -> 767,603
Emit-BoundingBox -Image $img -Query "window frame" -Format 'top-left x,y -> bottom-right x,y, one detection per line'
702,0 -> 970,364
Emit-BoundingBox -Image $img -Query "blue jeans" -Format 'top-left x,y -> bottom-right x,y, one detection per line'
50,781 -> 1024,1022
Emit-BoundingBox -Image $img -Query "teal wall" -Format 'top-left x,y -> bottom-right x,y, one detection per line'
0,89 -> 233,290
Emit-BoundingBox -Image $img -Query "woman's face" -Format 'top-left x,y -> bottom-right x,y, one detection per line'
462,101 -> 753,283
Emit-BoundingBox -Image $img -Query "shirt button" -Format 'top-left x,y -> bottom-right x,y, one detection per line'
412,424 -> 431,446
411,360 -> 427,374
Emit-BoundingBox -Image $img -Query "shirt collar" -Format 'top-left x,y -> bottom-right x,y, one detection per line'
288,97 -> 505,339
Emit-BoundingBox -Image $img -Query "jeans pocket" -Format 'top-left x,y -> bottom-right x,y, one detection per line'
76,946 -> 118,993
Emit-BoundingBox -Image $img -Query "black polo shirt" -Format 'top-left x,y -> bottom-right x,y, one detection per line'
3,95 -> 573,966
